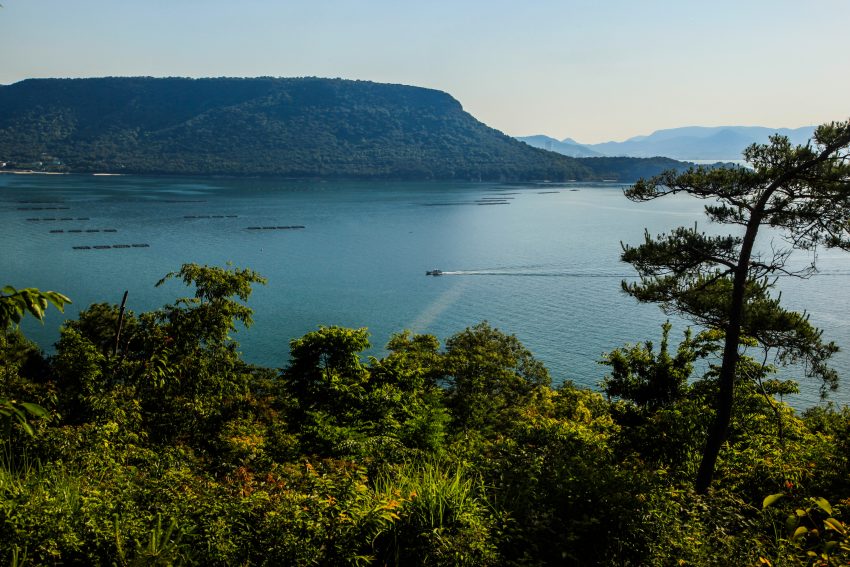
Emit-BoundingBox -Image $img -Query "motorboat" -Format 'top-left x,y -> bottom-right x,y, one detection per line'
426,269 -> 443,276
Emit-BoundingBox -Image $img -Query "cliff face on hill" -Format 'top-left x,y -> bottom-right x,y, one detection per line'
0,77 -> 682,181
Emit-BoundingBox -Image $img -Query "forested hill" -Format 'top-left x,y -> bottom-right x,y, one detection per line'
0,77 -> 682,181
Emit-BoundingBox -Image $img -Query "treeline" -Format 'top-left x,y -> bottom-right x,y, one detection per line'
2,263 -> 849,565
0,77 -> 684,181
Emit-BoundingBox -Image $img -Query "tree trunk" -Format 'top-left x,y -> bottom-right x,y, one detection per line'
694,217 -> 761,494
113,290 -> 129,357
694,286 -> 743,493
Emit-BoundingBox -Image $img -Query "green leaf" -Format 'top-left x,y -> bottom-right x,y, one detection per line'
763,493 -> 784,508
792,526 -> 809,541
44,290 -> 71,311
786,515 -> 799,534
824,518 -> 846,534
812,497 -> 833,515
19,402 -> 48,417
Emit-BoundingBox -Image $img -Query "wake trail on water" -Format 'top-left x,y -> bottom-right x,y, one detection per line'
437,269 -> 632,278
436,266 -> 850,278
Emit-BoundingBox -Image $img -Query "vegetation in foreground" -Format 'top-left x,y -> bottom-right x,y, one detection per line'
1,123 -> 850,565
1,261 -> 850,566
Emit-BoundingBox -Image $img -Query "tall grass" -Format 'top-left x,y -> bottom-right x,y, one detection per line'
373,459 -> 498,566
0,441 -> 53,501
0,441 -> 83,564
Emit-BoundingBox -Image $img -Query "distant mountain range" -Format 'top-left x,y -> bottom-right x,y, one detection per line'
0,77 -> 684,182
518,125 -> 817,160
512,135 -> 605,158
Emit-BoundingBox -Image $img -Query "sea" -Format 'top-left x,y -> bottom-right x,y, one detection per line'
3,174 -> 849,409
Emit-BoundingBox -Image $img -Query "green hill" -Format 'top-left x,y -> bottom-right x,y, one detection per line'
0,77 -> 681,181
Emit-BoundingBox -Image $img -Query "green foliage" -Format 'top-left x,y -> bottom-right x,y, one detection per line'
635,487 -> 771,566
135,264 -> 267,443
442,321 -> 550,434
0,329 -> 53,437
0,400 -> 48,437
0,285 -> 67,436
155,262 -> 267,346
285,326 -> 372,410
283,327 -> 450,458
64,302 -> 140,357
115,514 -> 194,566
763,494 -> 850,565
622,274 -> 840,392
368,331 -> 449,453
462,382 -> 656,566
373,460 -> 499,566
601,321 -> 695,410
283,326 -> 374,455
0,285 -> 70,330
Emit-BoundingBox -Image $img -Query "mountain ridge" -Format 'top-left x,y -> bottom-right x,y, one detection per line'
519,125 -> 817,161
0,77 -> 683,182
515,135 -> 604,158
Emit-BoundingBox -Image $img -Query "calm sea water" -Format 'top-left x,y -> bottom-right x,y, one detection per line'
3,174 -> 849,408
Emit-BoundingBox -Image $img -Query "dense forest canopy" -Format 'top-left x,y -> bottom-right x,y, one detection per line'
0,77 -> 684,181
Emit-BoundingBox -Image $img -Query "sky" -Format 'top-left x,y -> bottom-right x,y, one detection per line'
1,0 -> 848,143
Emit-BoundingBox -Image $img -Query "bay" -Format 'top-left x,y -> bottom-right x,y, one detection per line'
2,174 -> 849,407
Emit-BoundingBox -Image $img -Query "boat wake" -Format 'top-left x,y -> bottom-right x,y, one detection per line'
434,267 -> 850,278
434,269 -> 632,278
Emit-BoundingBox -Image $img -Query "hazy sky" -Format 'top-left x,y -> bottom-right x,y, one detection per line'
2,0 -> 848,143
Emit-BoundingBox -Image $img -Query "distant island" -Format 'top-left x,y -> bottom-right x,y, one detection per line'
517,125 -> 816,161
0,77 -> 683,182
